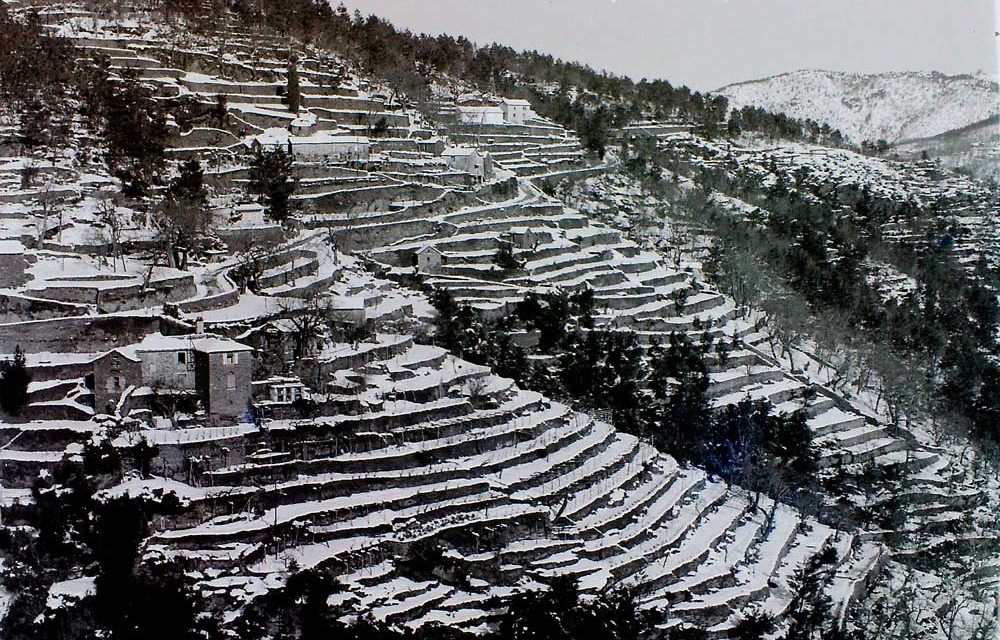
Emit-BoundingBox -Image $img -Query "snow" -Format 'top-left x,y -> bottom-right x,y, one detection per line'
114,424 -> 258,447
0,240 -> 25,255
0,7 -> 991,637
46,576 -> 96,609
718,70 -> 999,143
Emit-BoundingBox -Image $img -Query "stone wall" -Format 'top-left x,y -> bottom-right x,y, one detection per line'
0,253 -> 29,288
195,351 -> 254,423
152,432 -> 251,482
0,314 -> 190,354
0,293 -> 90,323
27,274 -> 197,312
92,351 -> 143,414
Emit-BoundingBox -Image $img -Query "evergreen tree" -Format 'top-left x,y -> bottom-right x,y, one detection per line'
494,240 -> 520,271
0,346 -> 31,416
731,612 -> 775,640
785,545 -> 839,640
101,70 -> 168,196
249,146 -> 296,222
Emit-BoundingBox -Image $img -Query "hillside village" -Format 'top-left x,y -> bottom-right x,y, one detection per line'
0,2 -> 997,640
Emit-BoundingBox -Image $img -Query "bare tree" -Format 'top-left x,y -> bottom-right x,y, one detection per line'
230,244 -> 277,294
97,194 -> 127,272
152,198 -> 208,270
761,294 -> 811,371
281,296 -> 338,360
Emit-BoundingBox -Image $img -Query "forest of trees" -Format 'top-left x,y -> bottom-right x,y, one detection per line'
726,106 -> 851,147
626,137 -> 1000,457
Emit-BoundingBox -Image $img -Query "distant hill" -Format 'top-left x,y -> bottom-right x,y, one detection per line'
716,70 -> 999,144
893,115 -> 1000,183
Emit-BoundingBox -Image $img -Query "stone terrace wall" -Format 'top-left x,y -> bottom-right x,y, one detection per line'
0,293 -> 90,323
0,314 -> 189,353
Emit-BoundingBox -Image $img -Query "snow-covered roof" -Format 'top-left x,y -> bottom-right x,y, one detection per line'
248,127 -> 370,149
108,332 -> 254,357
442,147 -> 480,157
0,240 -> 25,255
456,105 -> 502,113
256,377 -> 307,388
501,98 -> 532,107
92,346 -> 142,363
192,336 -> 254,354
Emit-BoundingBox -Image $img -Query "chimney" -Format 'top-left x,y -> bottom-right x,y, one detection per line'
195,317 -> 205,334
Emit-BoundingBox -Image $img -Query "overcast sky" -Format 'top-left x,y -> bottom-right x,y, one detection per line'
341,0 -> 999,91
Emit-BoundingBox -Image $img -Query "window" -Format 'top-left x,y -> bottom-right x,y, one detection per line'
107,376 -> 123,393
274,386 -> 301,403
223,352 -> 238,365
226,373 -> 236,391
176,351 -> 187,365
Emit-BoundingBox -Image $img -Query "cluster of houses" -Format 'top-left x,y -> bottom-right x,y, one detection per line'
82,96 -> 541,425
242,96 -> 535,181
91,329 -> 257,425
88,317 -> 330,426
456,98 -> 537,126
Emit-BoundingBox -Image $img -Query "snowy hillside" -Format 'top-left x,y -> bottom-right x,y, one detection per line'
716,70 -> 999,143
894,115 -> 1000,183
0,2 -> 997,639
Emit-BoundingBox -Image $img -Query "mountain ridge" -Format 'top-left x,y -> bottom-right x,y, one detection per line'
715,68 -> 999,144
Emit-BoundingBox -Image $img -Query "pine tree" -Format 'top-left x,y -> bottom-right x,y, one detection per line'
101,70 -> 168,196
249,146 -> 296,222
0,346 -> 31,416
785,545 -> 838,640
494,240 -> 520,271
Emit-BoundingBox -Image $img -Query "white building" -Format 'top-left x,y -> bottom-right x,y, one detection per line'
456,105 -> 504,126
501,98 -> 535,125
442,146 -> 493,180
250,128 -> 370,161
291,135 -> 370,161
416,246 -> 445,274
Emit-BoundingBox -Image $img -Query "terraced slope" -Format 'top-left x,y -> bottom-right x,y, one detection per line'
0,2 -> 993,637
126,334 -> 880,634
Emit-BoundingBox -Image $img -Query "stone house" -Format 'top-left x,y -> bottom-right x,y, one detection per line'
442,147 -> 493,180
508,227 -> 540,250
240,320 -> 298,372
252,376 -> 309,406
501,98 -> 535,125
91,332 -> 254,424
289,135 -> 370,161
91,348 -> 143,415
192,337 -> 254,423
249,128 -> 371,162
416,246 -> 445,274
